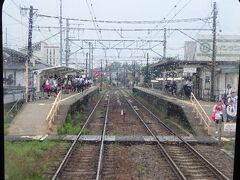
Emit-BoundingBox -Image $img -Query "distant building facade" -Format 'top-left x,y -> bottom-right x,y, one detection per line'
184,35 -> 240,61
19,41 -> 60,67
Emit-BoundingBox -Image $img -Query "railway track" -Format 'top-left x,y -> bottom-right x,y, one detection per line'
50,89 -> 230,179
52,92 -> 110,180
121,89 -> 229,180
107,89 -> 148,136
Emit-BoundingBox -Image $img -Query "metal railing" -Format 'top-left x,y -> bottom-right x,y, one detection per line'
46,90 -> 62,133
190,92 -> 212,135
5,99 -> 24,120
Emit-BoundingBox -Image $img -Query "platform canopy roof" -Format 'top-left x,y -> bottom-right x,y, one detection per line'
34,66 -> 81,76
151,59 -> 239,69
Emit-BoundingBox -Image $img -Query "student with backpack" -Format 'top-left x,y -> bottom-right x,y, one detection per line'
211,100 -> 224,134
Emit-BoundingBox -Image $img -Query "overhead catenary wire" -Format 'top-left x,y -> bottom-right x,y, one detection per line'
3,10 -> 29,28
176,29 -> 213,53
85,0 -> 103,40
10,0 -> 20,9
4,1 -> 217,66
32,26 -> 212,32
35,13 -> 212,24
129,0 -> 195,58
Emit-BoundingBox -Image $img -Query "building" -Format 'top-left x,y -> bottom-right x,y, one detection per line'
184,35 -> 240,62
19,41 -> 60,67
3,47 -> 51,88
184,41 -> 197,61
151,59 -> 239,100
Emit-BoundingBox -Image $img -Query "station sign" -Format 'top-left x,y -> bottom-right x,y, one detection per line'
223,122 -> 236,132
183,67 -> 196,73
196,35 -> 240,61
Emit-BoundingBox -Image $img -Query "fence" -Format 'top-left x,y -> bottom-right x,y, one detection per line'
4,99 -> 24,133
46,90 -> 62,133
190,92 -> 212,135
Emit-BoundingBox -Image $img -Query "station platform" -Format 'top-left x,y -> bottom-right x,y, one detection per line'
133,87 -> 236,138
7,86 -> 99,136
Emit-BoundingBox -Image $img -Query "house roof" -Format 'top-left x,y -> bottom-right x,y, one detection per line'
151,59 -> 239,69
3,47 -> 51,70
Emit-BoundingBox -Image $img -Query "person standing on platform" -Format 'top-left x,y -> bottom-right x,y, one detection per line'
226,92 -> 238,122
184,78 -> 193,98
171,80 -> 177,96
212,99 -> 224,134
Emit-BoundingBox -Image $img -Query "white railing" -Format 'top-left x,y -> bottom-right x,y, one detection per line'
190,92 -> 212,135
46,90 -> 62,133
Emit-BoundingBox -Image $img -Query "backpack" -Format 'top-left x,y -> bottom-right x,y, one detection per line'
215,111 -> 222,120
80,78 -> 84,85
223,92 -> 228,105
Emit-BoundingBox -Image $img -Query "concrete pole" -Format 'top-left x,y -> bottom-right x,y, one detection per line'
210,2 -> 217,101
65,18 -> 70,67
86,53 -> 88,78
163,28 -> 167,59
25,6 -> 33,103
59,0 -> 63,66
89,42 -> 91,78
100,59 -> 103,91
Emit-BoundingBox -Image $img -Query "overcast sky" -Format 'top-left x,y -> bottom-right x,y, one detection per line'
2,0 -> 240,66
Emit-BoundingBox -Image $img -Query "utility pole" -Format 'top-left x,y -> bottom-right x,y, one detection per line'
86,53 -> 88,78
91,44 -> 94,80
124,67 -> 126,87
133,60 -> 136,87
163,28 -> 167,59
89,42 -> 91,79
100,59 -> 103,91
211,2 -> 217,101
59,0 -> 63,66
5,27 -> 7,47
145,52 -> 149,84
25,6 -> 34,103
65,18 -> 70,67
117,68 -> 119,86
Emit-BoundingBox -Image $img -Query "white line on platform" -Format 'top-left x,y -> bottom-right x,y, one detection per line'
61,93 -> 80,102
39,134 -> 48,141
20,135 -> 43,140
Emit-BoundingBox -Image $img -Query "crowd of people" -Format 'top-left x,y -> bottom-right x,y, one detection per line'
211,84 -> 238,133
42,75 -> 93,99
164,78 -> 193,97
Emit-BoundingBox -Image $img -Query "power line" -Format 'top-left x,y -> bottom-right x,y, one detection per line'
141,0 -> 193,42
128,0 -> 195,58
85,0 -> 103,40
32,26 -> 212,32
3,10 -> 28,28
36,13 -> 211,24
166,0 -> 193,27
10,0 -> 20,9
177,29 -> 213,52
69,39 -> 163,42
163,0 -> 184,21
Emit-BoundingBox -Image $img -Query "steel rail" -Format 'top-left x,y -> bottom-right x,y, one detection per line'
125,89 -> 230,180
96,94 -> 110,180
119,90 -> 187,180
51,91 -> 106,180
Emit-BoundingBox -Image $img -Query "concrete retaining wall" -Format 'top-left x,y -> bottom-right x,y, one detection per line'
132,88 -> 195,135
